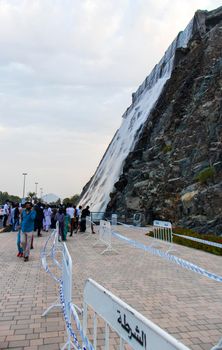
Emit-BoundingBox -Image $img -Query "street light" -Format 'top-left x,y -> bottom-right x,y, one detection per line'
35,182 -> 38,197
22,173 -> 28,199
40,187 -> 43,199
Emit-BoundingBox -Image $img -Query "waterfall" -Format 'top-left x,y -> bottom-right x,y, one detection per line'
80,14 -> 202,212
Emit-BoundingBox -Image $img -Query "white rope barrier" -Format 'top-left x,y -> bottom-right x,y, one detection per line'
173,233 -> 222,249
41,231 -> 94,350
112,231 -> 222,283
93,220 -> 117,254
59,281 -> 94,350
70,303 -> 94,350
40,226 -> 222,350
40,229 -> 62,283
117,221 -> 148,231
211,338 -> 222,350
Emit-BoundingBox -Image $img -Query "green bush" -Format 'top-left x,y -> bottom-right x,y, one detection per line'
162,144 -> 173,153
147,227 -> 222,255
195,166 -> 215,184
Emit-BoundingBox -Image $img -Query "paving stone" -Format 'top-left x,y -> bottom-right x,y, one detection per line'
0,228 -> 221,350
8,340 -> 30,347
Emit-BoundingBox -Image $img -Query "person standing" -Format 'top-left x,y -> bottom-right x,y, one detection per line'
21,202 -> 36,262
14,203 -> 20,231
80,206 -> 90,232
7,202 -> 12,229
34,202 -> 44,237
15,204 -> 23,257
56,207 -> 65,241
17,228 -> 23,257
3,201 -> 9,228
51,207 -> 57,229
43,205 -> 52,231
75,205 -> 82,233
66,204 -> 75,236
64,210 -> 71,241
10,203 -> 15,230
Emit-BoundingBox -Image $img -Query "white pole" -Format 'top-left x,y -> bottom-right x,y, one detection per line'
22,172 -> 28,199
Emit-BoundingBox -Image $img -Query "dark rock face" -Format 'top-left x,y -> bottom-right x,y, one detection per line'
106,7 -> 222,235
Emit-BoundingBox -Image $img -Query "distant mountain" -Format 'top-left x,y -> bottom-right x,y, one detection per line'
42,193 -> 60,204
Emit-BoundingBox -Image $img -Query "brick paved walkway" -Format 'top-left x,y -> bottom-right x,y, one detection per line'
0,227 -> 221,350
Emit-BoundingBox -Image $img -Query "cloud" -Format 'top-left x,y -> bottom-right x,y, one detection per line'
0,0 -> 221,197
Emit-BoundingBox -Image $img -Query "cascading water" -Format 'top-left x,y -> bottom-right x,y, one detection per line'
80,13 -> 205,212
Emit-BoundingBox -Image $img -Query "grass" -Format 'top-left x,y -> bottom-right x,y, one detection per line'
147,227 -> 222,255
194,166 -> 215,184
162,144 -> 173,153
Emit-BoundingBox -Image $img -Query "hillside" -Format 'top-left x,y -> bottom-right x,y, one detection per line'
80,6 -> 222,234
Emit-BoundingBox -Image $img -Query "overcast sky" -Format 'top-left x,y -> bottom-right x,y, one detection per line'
0,0 -> 221,199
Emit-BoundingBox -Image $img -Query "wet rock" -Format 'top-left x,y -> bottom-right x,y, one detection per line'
106,7 -> 222,235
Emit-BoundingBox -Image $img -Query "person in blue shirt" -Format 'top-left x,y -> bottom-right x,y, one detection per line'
21,202 -> 36,262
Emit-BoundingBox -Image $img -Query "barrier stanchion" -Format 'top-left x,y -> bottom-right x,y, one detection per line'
41,228 -> 63,317
41,232 -> 87,350
41,233 -> 83,350
151,220 -> 175,253
84,216 -> 91,239
86,216 -> 91,232
111,214 -> 117,226
153,220 -> 173,242
93,220 -> 117,254
60,243 -> 76,350
41,227 -> 220,350
83,278 -> 190,350
211,338 -> 222,350
51,223 -> 64,270
84,216 -> 98,239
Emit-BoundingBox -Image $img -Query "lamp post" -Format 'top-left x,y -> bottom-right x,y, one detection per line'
22,173 -> 28,199
35,182 -> 38,198
40,187 -> 43,199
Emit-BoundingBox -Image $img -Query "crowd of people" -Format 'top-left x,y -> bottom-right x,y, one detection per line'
1,200 -> 92,262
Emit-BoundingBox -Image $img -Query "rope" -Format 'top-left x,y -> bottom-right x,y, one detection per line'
112,231 -> 222,283
59,281 -> 94,350
173,233 -> 222,249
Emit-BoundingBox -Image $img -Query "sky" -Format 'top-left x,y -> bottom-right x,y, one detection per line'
0,0 -> 221,199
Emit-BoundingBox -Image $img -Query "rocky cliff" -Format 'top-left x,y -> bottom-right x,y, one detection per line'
80,6 -> 222,234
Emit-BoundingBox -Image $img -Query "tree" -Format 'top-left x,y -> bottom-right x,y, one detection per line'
62,194 -> 80,206
55,198 -> 61,205
70,194 -> 80,205
27,192 -> 36,201
0,191 -> 9,203
0,191 -> 21,204
48,198 -> 61,206
63,198 -> 70,205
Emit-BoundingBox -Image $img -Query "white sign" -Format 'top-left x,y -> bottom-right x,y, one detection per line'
99,220 -> 111,245
153,220 -> 172,228
111,214 -> 118,226
84,279 -> 190,350
153,220 -> 173,244
86,216 -> 91,231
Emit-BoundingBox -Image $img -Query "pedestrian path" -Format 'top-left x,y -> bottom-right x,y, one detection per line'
0,228 -> 221,350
